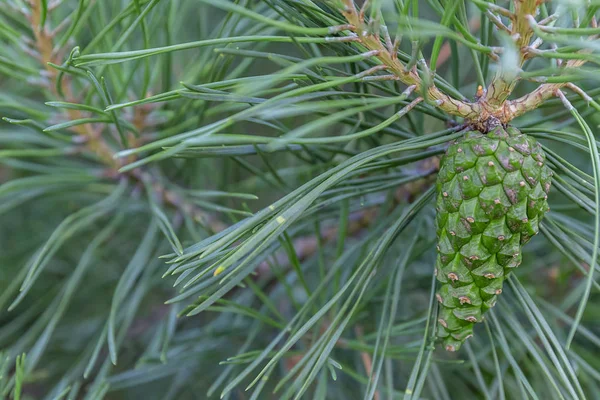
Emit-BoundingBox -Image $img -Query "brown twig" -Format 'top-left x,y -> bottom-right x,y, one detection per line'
340,0 -> 482,121
29,1 -> 115,166
337,1 -> 513,130
338,0 -> 595,130
505,53 -> 592,120
27,1 -> 225,233
480,1 -> 594,120
483,0 -> 540,109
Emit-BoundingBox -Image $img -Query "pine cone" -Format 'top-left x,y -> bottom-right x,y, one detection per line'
434,126 -> 552,351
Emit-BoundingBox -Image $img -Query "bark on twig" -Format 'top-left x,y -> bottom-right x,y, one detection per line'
483,0 -> 539,109
338,0 -> 592,130
340,0 -> 483,122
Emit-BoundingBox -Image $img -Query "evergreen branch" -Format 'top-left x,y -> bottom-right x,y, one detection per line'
2,0 -> 600,397
505,52 -> 593,119
337,0 -> 482,120
27,2 -> 115,166
483,0 -> 540,109
25,0 -> 227,233
336,0 -> 593,129
484,2 -> 596,120
257,157 -> 439,272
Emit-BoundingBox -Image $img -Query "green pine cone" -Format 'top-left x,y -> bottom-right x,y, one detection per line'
434,126 -> 552,351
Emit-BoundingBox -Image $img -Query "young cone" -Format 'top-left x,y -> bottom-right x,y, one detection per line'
435,126 -> 552,351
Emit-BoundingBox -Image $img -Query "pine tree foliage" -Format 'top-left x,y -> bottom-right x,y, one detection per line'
0,0 -> 600,399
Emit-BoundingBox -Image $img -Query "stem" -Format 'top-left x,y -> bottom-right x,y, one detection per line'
505,54 -> 591,119
339,0 -> 481,120
29,1 -> 115,166
335,0 -> 567,130
483,0 -> 539,109
28,1 -> 226,233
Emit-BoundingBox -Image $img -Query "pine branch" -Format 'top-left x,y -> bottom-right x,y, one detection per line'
3,1 -> 600,398
338,0 -> 483,121
28,0 -> 115,166
338,0 -> 598,130
26,0 -> 226,233
484,1 -> 596,120
258,157 -> 438,272
483,0 -> 539,109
